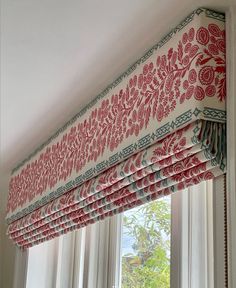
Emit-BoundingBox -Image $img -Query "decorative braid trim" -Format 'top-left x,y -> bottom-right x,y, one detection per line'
224,173 -> 228,287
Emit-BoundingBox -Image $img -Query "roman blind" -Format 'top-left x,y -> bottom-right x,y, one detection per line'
6,8 -> 226,248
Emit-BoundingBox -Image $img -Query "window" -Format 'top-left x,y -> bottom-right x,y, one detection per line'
121,197 -> 171,288
22,180 -> 224,288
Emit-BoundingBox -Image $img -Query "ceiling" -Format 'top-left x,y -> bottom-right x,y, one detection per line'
0,0 -> 232,199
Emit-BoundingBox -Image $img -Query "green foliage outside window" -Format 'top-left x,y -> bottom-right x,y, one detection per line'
122,198 -> 171,288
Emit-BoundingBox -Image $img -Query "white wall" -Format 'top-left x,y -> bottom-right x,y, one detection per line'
0,171 -> 15,288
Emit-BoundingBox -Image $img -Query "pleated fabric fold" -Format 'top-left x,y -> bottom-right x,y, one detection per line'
6,8 -> 226,248
8,120 -> 226,248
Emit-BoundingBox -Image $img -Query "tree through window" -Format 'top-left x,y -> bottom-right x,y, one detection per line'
121,197 -> 171,288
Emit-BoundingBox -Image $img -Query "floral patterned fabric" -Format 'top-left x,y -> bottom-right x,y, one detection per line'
6,8 -> 226,248
8,120 -> 226,248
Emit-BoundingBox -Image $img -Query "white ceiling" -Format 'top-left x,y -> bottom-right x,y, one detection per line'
0,0 -> 233,198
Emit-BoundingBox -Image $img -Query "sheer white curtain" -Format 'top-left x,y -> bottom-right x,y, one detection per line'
82,216 -> 122,288
23,215 -> 121,288
171,177 -> 227,288
171,181 -> 214,288
26,236 -> 60,288
14,180 -> 226,288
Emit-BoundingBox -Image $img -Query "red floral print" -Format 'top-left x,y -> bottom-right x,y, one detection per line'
196,27 -> 210,45
7,22 -> 226,218
208,24 -> 221,37
194,86 -> 205,101
16,167 -> 220,248
199,66 -> 215,85
205,85 -> 216,97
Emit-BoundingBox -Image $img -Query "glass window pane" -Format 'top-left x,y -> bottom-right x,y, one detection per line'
121,197 -> 171,288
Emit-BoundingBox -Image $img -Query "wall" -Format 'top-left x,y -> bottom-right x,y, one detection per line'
0,172 -> 15,288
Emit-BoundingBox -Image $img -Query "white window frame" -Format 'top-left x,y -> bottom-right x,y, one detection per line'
117,180 -> 226,288
117,182 -> 215,288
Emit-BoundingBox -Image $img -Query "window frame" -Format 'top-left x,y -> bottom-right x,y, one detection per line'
117,181 -> 215,288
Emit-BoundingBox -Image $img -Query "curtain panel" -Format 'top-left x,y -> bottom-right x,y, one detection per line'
6,8 -> 226,248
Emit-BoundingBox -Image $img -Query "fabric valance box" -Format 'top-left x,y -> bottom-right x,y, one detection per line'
6,8 -> 226,248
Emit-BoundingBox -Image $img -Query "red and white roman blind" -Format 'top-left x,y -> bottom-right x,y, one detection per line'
6,8 -> 226,248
